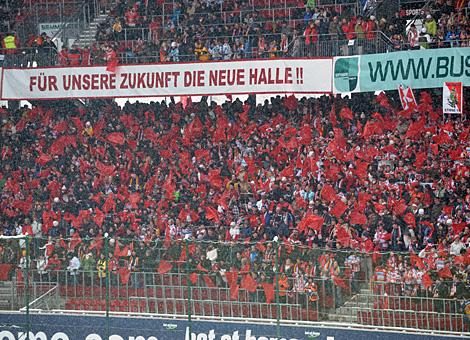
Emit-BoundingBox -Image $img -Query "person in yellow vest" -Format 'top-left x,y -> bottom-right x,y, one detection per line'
199,46 -> 211,61
194,41 -> 204,60
2,32 -> 19,53
97,253 -> 107,282
2,32 -> 20,66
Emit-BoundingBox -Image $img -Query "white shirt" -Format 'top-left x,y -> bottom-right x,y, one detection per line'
450,241 -> 465,256
67,257 -> 81,273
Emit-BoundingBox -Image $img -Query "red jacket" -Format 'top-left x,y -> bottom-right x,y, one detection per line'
364,20 -> 376,40
304,26 -> 318,45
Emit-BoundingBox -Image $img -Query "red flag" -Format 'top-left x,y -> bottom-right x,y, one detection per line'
114,243 -> 129,258
279,164 -> 294,178
189,272 -> 198,285
157,260 -> 172,274
203,275 -> 216,288
114,242 -> 121,257
163,224 -> 171,249
414,152 -> 427,169
230,284 -> 240,300
195,149 -> 211,162
241,274 -> 258,293
329,105 -> 337,127
178,246 -> 187,262
205,206 -> 220,223
106,49 -> 118,73
225,270 -> 238,287
331,199 -> 348,218
188,243 -> 196,255
283,95 -> 298,111
405,116 -> 426,139
422,273 -> 433,289
94,208 -> 105,227
349,211 -> 367,225
362,120 -> 383,140
118,267 -> 131,285
96,160 -> 116,177
102,193 -> 116,213
196,263 -> 209,273
321,184 -> 337,202
129,192 -> 141,209
339,107 -> 353,120
443,206 -> 453,216
262,282 -> 274,304
452,222 -> 467,235
53,120 -> 69,133
336,226 -> 351,247
398,85 -> 417,111
69,232 -> 82,251
410,253 -> 426,270
59,238 -> 68,249
0,264 -> 11,280
89,236 -> 103,252
403,212 -> 416,228
70,116 -> 83,131
333,276 -> 349,290
364,239 -> 374,253
17,269 -> 23,283
36,152 -> 52,166
392,199 -> 407,216
107,132 -> 125,145
438,266 -> 453,279
297,214 -> 324,232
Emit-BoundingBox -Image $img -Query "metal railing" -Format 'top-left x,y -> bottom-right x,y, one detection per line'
53,0 -> 116,47
1,47 -> 58,68
20,285 -> 60,312
153,0 -> 359,20
137,3 -> 358,32
13,1 -> 88,45
0,236 -> 468,335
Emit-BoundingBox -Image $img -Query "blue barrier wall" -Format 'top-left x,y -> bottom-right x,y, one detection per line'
0,313 -> 465,340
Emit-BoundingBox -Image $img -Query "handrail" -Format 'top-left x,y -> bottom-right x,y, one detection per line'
51,0 -> 90,41
20,284 -> 59,311
353,293 -> 466,307
138,3 -> 357,26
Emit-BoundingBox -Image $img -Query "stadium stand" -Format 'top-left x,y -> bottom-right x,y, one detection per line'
1,0 -> 469,66
0,0 -> 469,336
0,89 -> 468,331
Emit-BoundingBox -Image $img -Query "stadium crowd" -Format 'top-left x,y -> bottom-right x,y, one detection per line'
86,0 -> 470,63
0,89 -> 469,303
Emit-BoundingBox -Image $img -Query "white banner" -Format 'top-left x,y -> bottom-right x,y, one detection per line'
38,22 -> 64,37
1,59 -> 332,100
443,81 -> 463,114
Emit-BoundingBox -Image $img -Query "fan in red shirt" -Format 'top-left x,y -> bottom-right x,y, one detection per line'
105,45 -> 118,72
125,7 -> 139,27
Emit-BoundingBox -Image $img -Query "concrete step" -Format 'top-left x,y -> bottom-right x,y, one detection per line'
78,34 -> 96,39
77,37 -> 96,42
346,301 -> 374,308
327,313 -> 357,323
